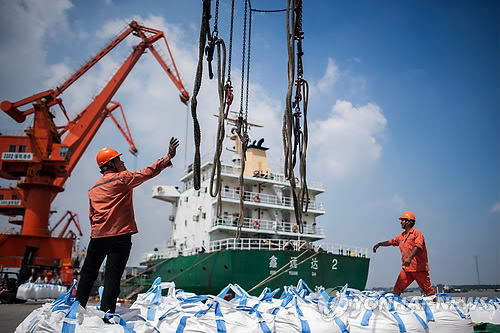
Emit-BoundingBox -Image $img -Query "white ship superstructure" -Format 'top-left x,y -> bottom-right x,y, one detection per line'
148,134 -> 328,259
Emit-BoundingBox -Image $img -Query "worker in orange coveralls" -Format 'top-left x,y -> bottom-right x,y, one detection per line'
372,211 -> 435,296
76,137 -> 179,314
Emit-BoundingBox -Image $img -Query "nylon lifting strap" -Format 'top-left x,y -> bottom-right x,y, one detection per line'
209,41 -> 227,217
283,0 -> 309,233
191,0 -> 213,190
210,0 -> 233,217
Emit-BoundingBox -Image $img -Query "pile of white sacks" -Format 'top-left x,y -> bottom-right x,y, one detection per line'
16,277 -> 68,300
15,277 -> 500,333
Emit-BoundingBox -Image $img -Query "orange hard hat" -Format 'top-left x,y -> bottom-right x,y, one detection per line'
399,211 -> 416,221
96,147 -> 122,167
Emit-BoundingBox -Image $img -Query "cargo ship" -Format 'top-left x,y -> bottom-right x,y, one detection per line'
122,120 -> 369,297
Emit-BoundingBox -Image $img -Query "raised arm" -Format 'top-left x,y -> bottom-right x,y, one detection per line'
123,137 -> 179,188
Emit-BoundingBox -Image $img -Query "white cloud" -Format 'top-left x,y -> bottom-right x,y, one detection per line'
315,57 -> 339,93
309,100 -> 387,179
308,56 -> 369,103
0,0 -> 73,100
492,201 -> 500,214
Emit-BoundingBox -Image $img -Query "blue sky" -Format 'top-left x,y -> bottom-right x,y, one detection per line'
0,0 -> 498,288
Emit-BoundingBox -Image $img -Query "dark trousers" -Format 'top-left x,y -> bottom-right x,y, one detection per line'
75,233 -> 132,313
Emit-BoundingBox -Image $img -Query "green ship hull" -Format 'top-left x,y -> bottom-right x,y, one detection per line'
125,249 -> 369,296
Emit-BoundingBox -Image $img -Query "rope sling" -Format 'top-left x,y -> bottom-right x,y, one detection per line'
206,0 -> 308,238
235,0 -> 252,240
190,0 -> 212,190
283,0 -> 309,233
210,0 -> 234,218
209,0 -> 230,218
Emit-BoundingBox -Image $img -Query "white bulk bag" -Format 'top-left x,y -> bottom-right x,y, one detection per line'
212,300 -> 272,333
156,299 -> 208,333
157,293 -> 273,333
33,302 -> 136,333
416,294 -> 473,333
233,305 -> 275,333
213,284 -> 274,333
271,286 -> 349,333
15,303 -> 52,333
469,299 -> 495,324
158,298 -> 228,333
33,278 -> 46,300
347,294 -> 428,333
491,298 -> 500,324
16,279 -> 36,300
130,277 -> 178,325
16,280 -> 154,333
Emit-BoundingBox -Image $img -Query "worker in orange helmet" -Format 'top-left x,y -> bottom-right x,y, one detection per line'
373,211 -> 435,296
76,137 -> 179,315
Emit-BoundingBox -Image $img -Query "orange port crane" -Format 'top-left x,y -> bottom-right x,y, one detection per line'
49,211 -> 83,239
0,21 -> 189,285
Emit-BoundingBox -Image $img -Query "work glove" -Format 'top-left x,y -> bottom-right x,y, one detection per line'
168,137 -> 180,159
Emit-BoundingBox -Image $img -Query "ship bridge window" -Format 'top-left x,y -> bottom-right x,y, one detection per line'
0,195 -> 3,200
202,212 -> 206,219
18,145 -> 27,152
185,197 -> 189,203
8,145 -> 16,152
224,185 -> 229,192
12,194 -> 17,200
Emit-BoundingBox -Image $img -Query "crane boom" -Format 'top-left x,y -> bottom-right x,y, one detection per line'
0,21 -> 189,123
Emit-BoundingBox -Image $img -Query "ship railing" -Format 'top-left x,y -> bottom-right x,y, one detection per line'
144,238 -> 368,261
211,217 -> 325,236
207,238 -> 311,252
219,164 -> 324,189
183,156 -> 323,190
220,188 -> 325,212
316,242 -> 369,258
207,238 -> 368,258
143,250 -> 178,261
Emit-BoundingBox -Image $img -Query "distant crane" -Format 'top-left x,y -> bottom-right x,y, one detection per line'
474,255 -> 481,284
